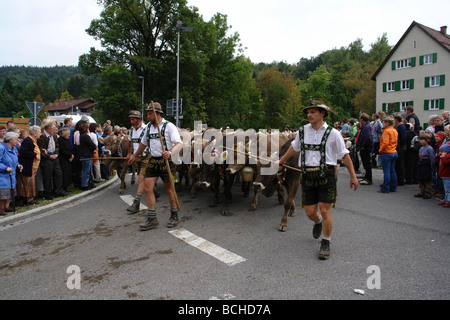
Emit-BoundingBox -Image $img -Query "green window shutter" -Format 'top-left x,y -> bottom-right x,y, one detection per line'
409,101 -> 414,106
411,57 -> 416,67
441,74 -> 445,86
395,81 -> 401,91
410,79 -> 414,89
382,103 -> 387,112
425,77 -> 430,88
383,83 -> 387,92
424,123 -> 429,130
424,100 -> 429,110
395,102 -> 400,112
420,55 -> 424,65
433,53 -> 438,63
392,61 -> 396,70
440,99 -> 445,110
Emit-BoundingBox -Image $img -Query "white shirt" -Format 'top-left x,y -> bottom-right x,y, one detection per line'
44,130 -> 55,153
140,118 -> 181,157
291,122 -> 349,166
128,122 -> 146,154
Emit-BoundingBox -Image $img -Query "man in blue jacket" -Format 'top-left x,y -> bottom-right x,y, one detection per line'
356,113 -> 374,185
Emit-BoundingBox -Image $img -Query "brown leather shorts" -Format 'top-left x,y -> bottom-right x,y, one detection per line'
301,168 -> 337,205
144,157 -> 176,184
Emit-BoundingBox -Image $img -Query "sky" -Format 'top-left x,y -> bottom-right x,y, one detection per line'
0,0 -> 448,67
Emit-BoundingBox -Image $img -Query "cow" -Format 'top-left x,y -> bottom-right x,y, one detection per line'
197,137 -> 225,209
174,131 -> 204,198
253,138 -> 301,232
227,131 -> 292,212
102,134 -> 133,194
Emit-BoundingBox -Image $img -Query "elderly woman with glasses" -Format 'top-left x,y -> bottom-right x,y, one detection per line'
0,132 -> 23,215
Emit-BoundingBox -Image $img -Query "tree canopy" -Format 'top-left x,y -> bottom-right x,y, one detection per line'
1,1 -> 392,129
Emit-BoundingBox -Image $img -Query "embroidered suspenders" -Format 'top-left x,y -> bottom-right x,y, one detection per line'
298,125 -> 334,178
130,126 -> 149,157
147,121 -> 169,154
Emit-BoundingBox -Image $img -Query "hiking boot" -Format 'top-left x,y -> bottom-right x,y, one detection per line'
318,239 -> 331,260
127,199 -> 140,214
139,217 -> 159,231
167,212 -> 179,228
312,222 -> 322,239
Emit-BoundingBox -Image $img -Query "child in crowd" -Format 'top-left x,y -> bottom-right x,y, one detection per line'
437,143 -> 450,207
415,133 -> 435,199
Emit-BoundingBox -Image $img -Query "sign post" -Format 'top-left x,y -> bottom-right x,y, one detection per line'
25,102 -> 44,126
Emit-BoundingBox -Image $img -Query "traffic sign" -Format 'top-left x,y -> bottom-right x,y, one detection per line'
28,117 -> 41,127
26,102 -> 44,116
166,98 -> 183,116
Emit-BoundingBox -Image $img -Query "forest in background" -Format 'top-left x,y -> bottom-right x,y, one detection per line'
0,0 -> 392,128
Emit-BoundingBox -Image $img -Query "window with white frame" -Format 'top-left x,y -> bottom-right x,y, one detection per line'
387,82 -> 395,92
424,54 -> 434,64
430,76 -> 440,87
400,102 -> 408,112
428,99 -> 440,110
401,80 -> 410,90
396,58 -> 411,69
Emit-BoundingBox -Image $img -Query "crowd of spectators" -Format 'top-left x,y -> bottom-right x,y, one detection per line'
0,116 -> 127,215
334,106 -> 450,206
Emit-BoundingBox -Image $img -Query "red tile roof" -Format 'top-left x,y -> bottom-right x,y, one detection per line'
46,98 -> 97,111
371,21 -> 450,80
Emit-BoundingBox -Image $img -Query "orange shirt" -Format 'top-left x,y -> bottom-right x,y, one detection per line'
379,125 -> 398,154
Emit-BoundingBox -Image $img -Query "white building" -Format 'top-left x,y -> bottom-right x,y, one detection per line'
372,21 -> 449,128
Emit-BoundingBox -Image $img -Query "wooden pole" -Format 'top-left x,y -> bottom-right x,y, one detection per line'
150,101 -> 181,211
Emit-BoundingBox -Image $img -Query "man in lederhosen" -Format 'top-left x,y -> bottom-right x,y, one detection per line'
279,99 -> 359,260
126,110 -> 149,213
129,102 -> 182,231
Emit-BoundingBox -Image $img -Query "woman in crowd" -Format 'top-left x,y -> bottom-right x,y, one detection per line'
79,122 -> 97,190
17,126 -> 41,206
0,132 -> 23,215
379,116 -> 399,193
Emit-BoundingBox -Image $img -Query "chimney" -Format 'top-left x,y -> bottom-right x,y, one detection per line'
440,26 -> 448,35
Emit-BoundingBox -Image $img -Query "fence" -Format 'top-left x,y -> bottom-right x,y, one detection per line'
0,117 -> 31,130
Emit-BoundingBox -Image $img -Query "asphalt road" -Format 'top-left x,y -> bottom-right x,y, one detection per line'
1,168 -> 449,301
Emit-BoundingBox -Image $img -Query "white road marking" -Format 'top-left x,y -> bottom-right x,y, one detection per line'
120,195 -> 148,210
169,228 -> 246,266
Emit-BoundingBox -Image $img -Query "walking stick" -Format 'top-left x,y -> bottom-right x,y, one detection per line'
150,101 -> 181,211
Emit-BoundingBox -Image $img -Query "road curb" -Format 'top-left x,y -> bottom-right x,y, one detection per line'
0,175 -> 119,225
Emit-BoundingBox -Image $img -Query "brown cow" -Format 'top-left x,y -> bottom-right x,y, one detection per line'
227,131 -> 292,211
253,138 -> 301,232
102,134 -> 133,194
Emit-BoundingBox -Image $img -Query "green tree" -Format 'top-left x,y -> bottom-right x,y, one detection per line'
95,63 -> 140,126
66,74 -> 86,99
257,68 -> 303,129
80,0 -> 255,129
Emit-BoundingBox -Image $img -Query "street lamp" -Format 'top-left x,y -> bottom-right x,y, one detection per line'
138,76 -> 144,118
176,21 -> 193,127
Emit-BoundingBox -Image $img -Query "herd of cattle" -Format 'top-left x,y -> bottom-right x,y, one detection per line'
101,129 -> 330,232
